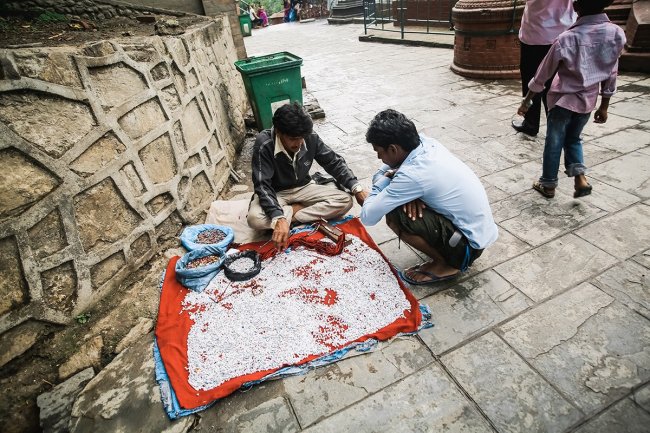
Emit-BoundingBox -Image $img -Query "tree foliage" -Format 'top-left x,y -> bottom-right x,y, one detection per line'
240,0 -> 284,16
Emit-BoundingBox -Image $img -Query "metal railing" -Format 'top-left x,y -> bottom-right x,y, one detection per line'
363,0 -> 458,38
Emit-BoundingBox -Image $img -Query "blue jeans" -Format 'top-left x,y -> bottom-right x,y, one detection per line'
539,106 -> 591,188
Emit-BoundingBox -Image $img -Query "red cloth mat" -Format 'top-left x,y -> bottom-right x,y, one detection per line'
155,218 -> 421,409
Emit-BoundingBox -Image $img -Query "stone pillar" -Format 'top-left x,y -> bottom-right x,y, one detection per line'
450,0 -> 525,79
619,0 -> 650,73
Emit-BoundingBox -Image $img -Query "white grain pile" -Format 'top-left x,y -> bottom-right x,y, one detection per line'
227,256 -> 255,273
182,234 -> 411,391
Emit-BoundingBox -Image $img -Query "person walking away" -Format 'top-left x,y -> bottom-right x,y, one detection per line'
512,0 -> 576,136
517,0 -> 626,198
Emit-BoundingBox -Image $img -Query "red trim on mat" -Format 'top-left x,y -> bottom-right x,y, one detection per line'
155,217 -> 422,409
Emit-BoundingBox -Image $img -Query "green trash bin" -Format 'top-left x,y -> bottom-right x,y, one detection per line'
239,13 -> 252,37
235,52 -> 304,131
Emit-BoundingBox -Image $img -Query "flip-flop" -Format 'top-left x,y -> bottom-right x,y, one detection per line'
574,184 -> 592,198
398,268 -> 460,286
532,181 -> 555,198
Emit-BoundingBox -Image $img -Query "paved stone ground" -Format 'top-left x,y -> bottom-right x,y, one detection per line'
218,21 -> 650,433
65,20 -> 650,433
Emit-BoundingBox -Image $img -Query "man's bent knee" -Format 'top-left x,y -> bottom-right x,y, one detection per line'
246,211 -> 270,230
323,192 -> 353,215
385,208 -> 403,233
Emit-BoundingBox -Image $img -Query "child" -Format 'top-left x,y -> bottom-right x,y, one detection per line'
517,0 -> 626,199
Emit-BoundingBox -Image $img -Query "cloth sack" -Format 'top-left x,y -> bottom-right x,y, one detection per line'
174,245 -> 225,293
205,195 -> 269,244
179,224 -> 234,252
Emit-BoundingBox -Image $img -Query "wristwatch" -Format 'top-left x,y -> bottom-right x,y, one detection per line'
522,98 -> 533,108
351,183 -> 364,194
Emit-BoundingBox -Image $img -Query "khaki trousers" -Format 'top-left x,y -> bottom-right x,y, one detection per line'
247,182 -> 353,230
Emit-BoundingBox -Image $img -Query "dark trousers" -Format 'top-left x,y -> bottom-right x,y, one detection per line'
520,42 -> 553,134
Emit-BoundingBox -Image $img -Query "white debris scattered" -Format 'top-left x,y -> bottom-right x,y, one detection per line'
181,235 -> 411,391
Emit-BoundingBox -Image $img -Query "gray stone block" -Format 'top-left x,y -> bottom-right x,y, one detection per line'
419,270 -> 533,354
590,151 -> 650,199
495,234 -> 617,302
573,397 -> 650,433
498,283 -> 614,360
443,332 -> 582,433
284,338 -> 433,428
594,260 -> 650,317
37,368 -> 95,433
302,362 -> 493,433
500,288 -> 650,413
633,383 -> 650,413
576,204 -> 650,259
196,380 -> 299,433
69,335 -> 194,433
498,194 -> 606,246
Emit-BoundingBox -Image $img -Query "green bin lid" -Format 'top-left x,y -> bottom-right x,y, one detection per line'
234,51 -> 303,75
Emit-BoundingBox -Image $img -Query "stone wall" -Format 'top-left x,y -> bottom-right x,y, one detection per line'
1,0 -> 248,61
128,0 -> 206,16
0,17 -> 248,362
0,0 -> 188,21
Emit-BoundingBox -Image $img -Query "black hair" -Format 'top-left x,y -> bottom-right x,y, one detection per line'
365,109 -> 420,152
575,0 -> 614,15
272,102 -> 313,137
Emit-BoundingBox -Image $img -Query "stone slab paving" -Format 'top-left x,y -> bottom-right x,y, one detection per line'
70,22 -> 650,433
494,234 -> 617,302
576,203 -> 650,259
593,260 -> 650,318
443,332 -> 582,433
498,283 -> 650,414
420,270 -> 533,355
196,381 -> 300,433
283,338 -> 433,428
589,151 -> 650,199
301,362 -> 494,433
572,397 -> 650,433
207,22 -> 650,432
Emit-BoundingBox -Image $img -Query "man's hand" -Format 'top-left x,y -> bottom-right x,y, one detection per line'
517,91 -> 535,116
402,199 -> 426,221
354,190 -> 368,206
272,218 -> 290,251
517,103 -> 529,116
594,107 -> 608,123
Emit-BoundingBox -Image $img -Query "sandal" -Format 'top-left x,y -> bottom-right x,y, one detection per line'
574,184 -> 592,198
398,263 -> 460,286
399,269 -> 460,285
532,181 -> 555,198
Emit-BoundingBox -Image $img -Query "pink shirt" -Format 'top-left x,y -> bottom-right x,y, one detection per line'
528,14 -> 626,114
519,0 -> 576,46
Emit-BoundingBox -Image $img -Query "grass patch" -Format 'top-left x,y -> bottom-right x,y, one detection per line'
36,11 -> 68,23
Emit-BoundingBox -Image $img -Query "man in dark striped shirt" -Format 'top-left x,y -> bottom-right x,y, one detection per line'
247,103 -> 367,250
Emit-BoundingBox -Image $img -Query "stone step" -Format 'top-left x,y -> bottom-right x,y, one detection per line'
619,0 -> 650,73
607,3 -> 632,24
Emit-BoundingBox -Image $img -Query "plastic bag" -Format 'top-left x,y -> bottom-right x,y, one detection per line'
180,224 -> 234,252
175,245 -> 225,292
